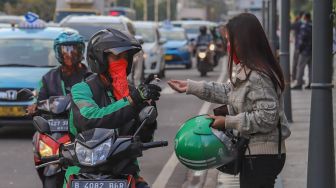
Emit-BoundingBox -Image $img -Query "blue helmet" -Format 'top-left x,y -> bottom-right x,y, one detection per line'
54,31 -> 85,65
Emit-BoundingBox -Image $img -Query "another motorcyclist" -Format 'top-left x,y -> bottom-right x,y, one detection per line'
196,26 -> 212,47
64,28 -> 161,188
27,31 -> 88,186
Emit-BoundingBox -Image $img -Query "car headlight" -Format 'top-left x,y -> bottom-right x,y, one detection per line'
209,44 -> 216,51
75,138 -> 112,166
198,52 -> 207,59
179,45 -> 189,51
39,140 -> 56,157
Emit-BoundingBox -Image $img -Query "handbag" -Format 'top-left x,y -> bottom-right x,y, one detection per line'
213,105 -> 249,175
213,105 -> 282,175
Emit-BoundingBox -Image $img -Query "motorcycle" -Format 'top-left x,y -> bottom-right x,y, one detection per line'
196,43 -> 215,77
35,106 -> 168,188
32,95 -> 71,188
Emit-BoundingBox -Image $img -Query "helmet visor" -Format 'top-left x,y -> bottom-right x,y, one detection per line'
104,46 -> 141,56
58,44 -> 83,65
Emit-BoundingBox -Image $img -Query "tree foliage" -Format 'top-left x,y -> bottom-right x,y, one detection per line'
1,0 -> 56,21
116,0 -> 177,21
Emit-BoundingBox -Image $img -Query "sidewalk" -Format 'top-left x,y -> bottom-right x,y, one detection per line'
281,58 -> 336,188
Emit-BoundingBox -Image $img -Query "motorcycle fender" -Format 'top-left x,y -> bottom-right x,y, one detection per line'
44,164 -> 61,177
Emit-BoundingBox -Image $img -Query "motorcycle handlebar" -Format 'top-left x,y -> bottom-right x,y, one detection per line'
142,141 -> 168,150
36,159 -> 61,169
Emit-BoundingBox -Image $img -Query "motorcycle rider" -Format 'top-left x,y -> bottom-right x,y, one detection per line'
194,26 -> 214,76
196,26 -> 212,47
64,28 -> 161,188
27,31 -> 88,186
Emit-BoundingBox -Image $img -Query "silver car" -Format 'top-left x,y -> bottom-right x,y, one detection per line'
134,21 -> 166,78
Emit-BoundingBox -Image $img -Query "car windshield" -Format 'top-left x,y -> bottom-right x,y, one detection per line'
160,30 -> 186,41
0,39 -> 57,66
135,27 -> 155,43
62,22 -> 125,41
183,24 -> 208,34
55,12 -> 96,23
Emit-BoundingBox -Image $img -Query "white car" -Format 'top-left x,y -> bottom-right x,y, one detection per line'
60,15 -> 145,85
134,21 -> 166,78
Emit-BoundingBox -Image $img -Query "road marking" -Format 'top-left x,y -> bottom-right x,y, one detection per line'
152,59 -> 227,188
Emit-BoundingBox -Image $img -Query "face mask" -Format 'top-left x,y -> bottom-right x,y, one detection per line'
227,40 -> 240,65
108,58 -> 129,100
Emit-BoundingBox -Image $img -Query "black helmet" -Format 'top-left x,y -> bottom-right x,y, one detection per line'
86,28 -> 142,74
199,26 -> 207,35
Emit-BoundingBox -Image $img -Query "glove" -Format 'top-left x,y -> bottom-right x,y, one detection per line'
130,84 -> 161,105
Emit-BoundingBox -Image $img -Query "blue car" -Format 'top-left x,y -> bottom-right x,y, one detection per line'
159,27 -> 192,69
0,21 -> 77,127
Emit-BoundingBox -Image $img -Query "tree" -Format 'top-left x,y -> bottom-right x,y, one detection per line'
1,0 -> 56,21
116,0 -> 177,21
194,0 -> 227,21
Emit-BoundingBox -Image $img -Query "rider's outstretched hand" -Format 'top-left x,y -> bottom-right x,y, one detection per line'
167,80 -> 187,93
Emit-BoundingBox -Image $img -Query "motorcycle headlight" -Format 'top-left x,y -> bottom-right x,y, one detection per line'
198,52 -> 207,59
209,44 -> 216,51
39,140 -> 56,157
75,138 -> 112,166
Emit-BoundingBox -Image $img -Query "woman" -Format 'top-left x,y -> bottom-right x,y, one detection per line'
168,13 -> 291,188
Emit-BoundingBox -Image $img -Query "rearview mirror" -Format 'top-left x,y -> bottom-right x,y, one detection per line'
159,37 -> 167,45
33,116 -> 50,134
139,106 -> 157,124
17,89 -> 34,101
135,35 -> 145,45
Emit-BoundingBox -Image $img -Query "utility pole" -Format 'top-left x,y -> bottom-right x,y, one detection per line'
262,0 -> 266,29
279,0 -> 292,122
167,0 -> 171,20
130,0 -> 134,9
269,0 -> 277,53
266,0 -> 270,37
143,0 -> 147,21
307,0 -> 335,187
154,0 -> 159,22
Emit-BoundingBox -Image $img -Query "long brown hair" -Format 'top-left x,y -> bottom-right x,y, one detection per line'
221,13 -> 285,91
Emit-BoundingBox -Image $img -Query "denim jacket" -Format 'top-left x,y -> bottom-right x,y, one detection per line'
186,66 -> 291,155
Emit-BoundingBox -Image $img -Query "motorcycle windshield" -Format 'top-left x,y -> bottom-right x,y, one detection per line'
77,128 -> 117,148
49,96 -> 71,114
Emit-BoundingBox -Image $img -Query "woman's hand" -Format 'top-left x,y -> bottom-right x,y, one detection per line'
208,114 -> 226,130
167,80 -> 188,93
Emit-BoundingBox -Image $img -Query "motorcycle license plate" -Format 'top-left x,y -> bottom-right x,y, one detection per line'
48,119 -> 68,132
71,180 -> 128,188
0,106 -> 26,117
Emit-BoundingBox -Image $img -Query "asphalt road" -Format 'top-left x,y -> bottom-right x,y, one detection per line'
0,59 -> 225,188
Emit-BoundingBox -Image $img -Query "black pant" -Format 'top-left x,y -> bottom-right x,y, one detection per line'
240,154 -> 286,188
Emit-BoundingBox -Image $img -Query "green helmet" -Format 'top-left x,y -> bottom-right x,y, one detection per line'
174,115 -> 236,171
